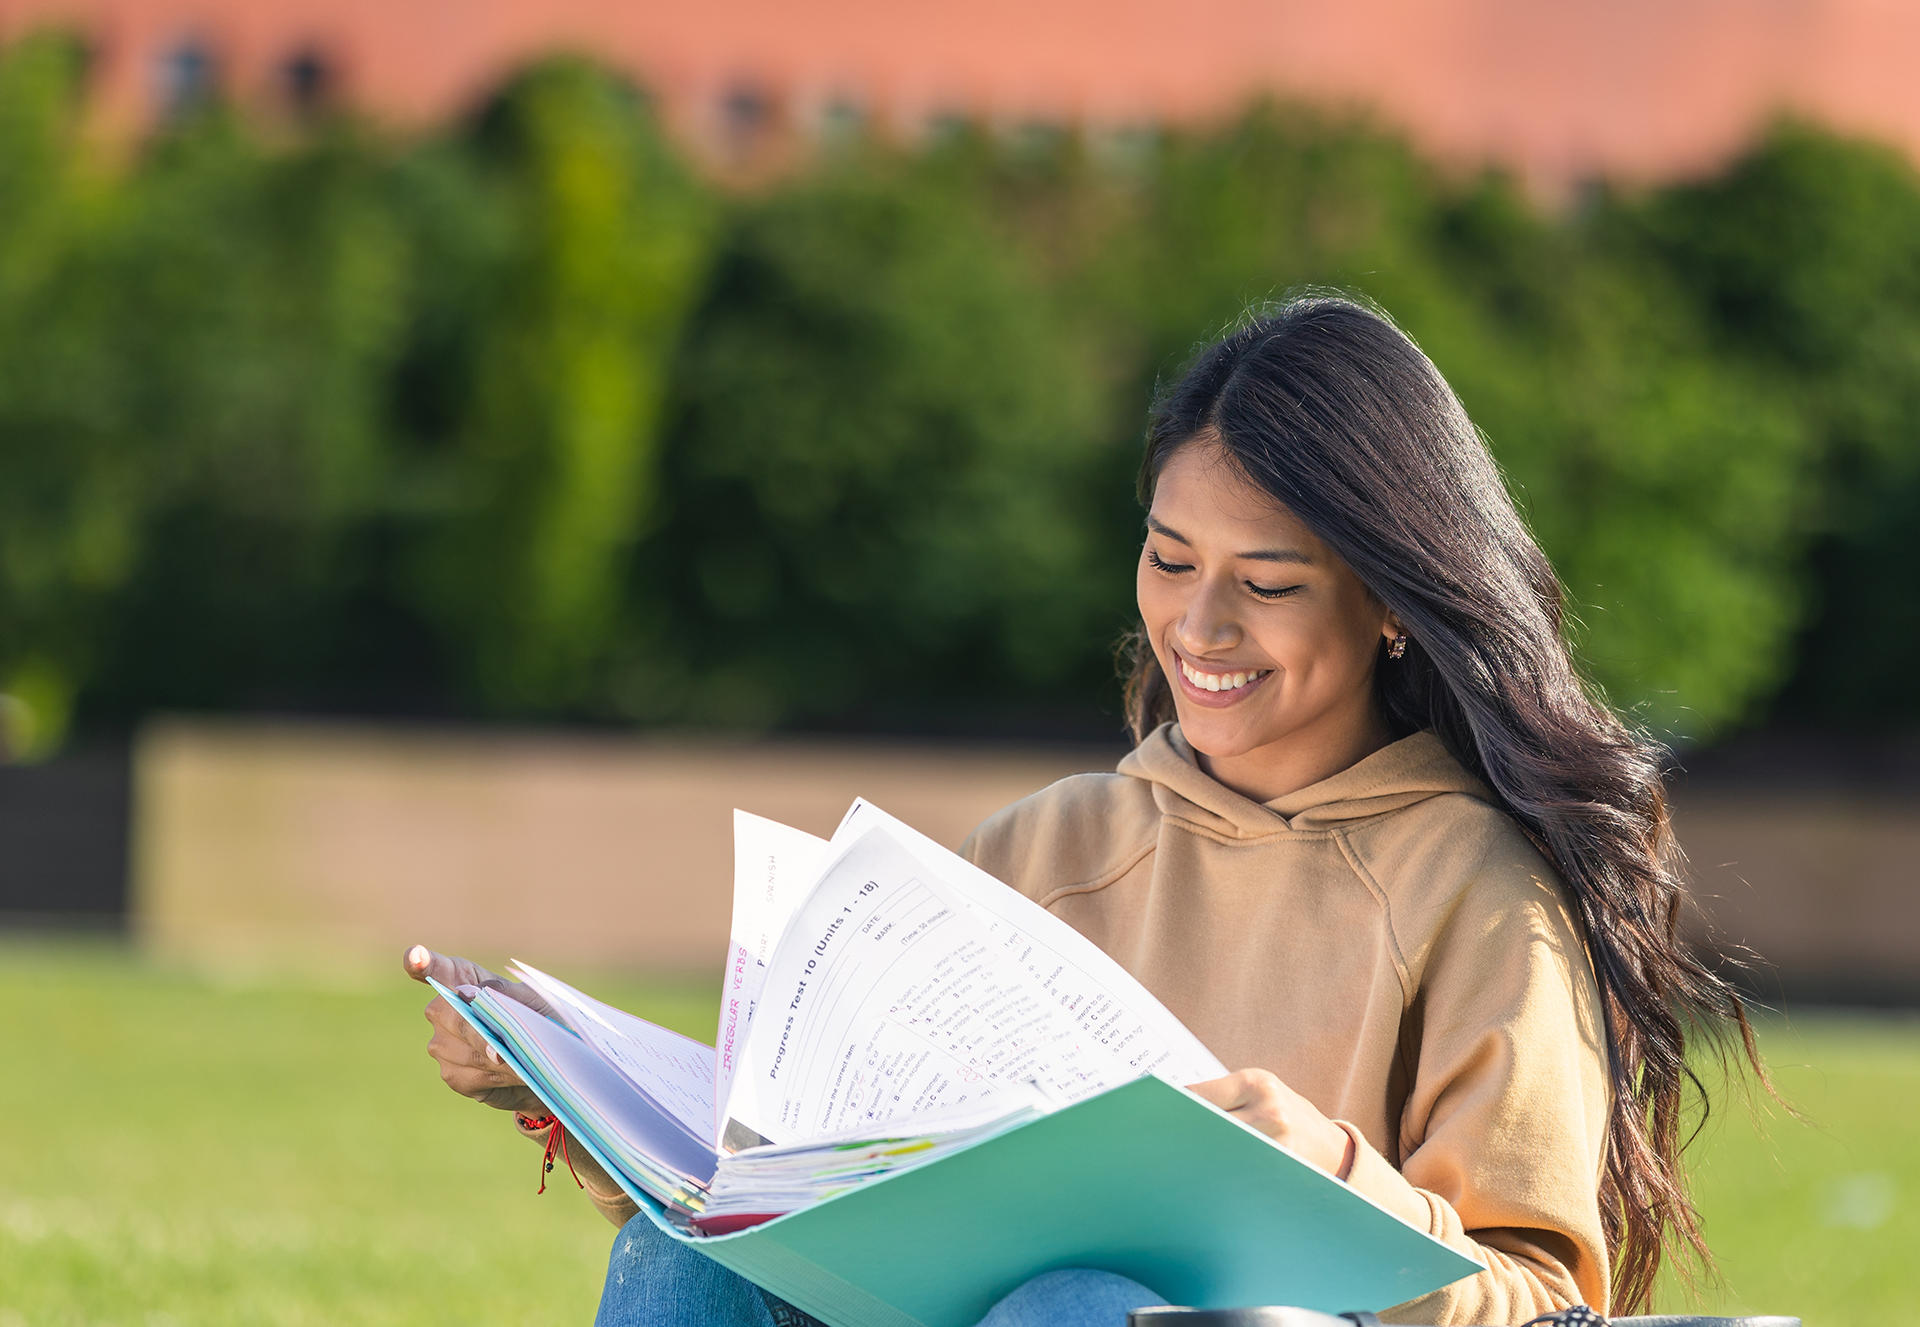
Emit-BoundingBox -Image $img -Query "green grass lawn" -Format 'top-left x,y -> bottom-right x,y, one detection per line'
1,940 -> 1912,1326
1663,1010 -> 1920,1321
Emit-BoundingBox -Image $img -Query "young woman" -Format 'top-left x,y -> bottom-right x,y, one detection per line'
411,295 -> 1760,1326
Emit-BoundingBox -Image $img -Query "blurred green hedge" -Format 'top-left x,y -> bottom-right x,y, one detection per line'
0,35 -> 1914,753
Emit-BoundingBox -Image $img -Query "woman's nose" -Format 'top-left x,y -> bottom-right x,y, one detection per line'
1175,578 -> 1242,654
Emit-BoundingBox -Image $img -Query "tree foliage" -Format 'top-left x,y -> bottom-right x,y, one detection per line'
405,61 -> 712,711
0,35 -> 130,754
622,155 -> 1111,729
0,39 -> 1912,751
1623,124 -> 1920,721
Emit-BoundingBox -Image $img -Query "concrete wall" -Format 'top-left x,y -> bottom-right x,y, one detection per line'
129,718 -> 1920,1001
1675,792 -> 1920,1005
131,719 -> 1117,979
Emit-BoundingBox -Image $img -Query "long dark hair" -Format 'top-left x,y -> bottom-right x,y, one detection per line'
1125,295 -> 1762,1312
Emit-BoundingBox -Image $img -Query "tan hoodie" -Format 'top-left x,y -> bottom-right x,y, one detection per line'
961,724 -> 1611,1326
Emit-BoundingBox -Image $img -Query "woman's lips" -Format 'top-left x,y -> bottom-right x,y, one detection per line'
1172,654 -> 1274,708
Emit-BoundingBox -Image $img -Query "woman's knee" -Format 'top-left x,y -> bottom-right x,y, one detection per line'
602,1211 -> 676,1292
596,1213 -> 773,1327
975,1267 -> 1168,1327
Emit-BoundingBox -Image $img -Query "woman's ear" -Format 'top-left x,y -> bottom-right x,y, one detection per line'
1380,611 -> 1403,643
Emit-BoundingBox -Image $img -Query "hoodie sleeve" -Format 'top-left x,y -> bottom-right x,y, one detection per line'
1341,829 -> 1614,1325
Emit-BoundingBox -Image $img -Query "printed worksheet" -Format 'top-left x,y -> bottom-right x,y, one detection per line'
714,811 -> 832,1145
722,827 -> 1127,1148
830,800 -> 1227,1085
510,960 -> 715,1144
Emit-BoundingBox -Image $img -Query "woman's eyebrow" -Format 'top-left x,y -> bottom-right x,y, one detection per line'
1147,518 -> 1312,565
1242,548 -> 1314,566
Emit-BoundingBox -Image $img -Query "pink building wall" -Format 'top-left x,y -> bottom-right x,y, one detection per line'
3,0 -> 1920,184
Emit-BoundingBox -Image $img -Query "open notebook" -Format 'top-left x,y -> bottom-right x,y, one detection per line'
433,799 -> 1481,1326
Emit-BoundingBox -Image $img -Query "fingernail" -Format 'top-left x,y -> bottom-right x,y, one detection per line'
487,1047 -> 503,1064
406,945 -> 429,971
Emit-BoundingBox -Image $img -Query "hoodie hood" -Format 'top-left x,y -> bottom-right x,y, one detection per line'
1116,722 -> 1493,838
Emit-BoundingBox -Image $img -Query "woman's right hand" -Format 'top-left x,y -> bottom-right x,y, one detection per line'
403,945 -> 552,1115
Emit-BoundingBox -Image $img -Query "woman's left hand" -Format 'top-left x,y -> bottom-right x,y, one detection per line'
1186,1069 -> 1357,1179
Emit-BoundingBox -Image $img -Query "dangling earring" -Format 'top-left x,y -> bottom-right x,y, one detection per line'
1387,633 -> 1408,660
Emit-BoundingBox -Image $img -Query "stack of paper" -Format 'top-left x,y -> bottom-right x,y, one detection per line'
438,796 -> 1230,1225
458,983 -> 717,1220
511,960 -> 717,1143
695,1089 -> 1052,1233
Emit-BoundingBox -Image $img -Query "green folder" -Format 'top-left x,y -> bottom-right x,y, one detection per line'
431,978 -> 1480,1326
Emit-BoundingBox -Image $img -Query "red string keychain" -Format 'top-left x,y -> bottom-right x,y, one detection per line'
522,1114 -> 585,1195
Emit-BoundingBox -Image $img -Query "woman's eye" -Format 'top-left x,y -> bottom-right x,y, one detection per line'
1246,581 -> 1302,600
1146,549 -> 1192,574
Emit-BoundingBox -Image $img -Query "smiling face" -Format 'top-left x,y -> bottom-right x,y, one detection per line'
1137,439 -> 1401,802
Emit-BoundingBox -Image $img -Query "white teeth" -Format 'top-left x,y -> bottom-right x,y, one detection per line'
1180,659 -> 1266,693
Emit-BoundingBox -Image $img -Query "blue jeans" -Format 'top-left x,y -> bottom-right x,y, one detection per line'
594,1210 -> 1169,1327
